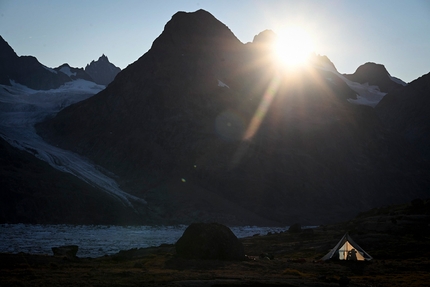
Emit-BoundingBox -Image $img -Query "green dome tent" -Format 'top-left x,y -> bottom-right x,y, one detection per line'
321,232 -> 372,261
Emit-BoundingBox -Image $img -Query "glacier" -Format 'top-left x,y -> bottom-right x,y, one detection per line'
0,79 -> 146,208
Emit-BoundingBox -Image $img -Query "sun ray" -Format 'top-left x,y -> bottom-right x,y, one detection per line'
243,74 -> 281,140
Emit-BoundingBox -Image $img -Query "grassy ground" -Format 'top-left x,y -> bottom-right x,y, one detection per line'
1,200 -> 429,286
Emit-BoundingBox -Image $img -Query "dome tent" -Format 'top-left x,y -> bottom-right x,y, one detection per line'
321,232 -> 372,261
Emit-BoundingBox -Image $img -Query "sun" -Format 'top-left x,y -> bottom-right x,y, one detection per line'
273,27 -> 314,68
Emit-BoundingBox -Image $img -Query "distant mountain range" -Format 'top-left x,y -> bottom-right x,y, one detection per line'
1,10 -> 429,226
0,35 -> 120,89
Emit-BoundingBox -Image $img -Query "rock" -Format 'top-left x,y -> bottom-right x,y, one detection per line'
288,223 -> 301,233
175,222 -> 245,260
52,245 -> 79,258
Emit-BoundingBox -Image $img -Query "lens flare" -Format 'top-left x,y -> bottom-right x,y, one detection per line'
274,27 -> 314,68
243,74 -> 281,140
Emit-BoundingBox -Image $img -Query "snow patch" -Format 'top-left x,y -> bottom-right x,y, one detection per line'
59,66 -> 76,77
346,82 -> 387,107
8,79 -> 105,95
316,63 -> 387,107
218,79 -> 230,88
53,79 -> 105,93
388,73 -> 407,86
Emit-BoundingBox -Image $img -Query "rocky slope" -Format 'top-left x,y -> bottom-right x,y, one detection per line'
36,9 -> 430,225
375,72 -> 430,160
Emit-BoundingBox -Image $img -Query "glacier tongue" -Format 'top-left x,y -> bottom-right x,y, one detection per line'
0,80 -> 146,208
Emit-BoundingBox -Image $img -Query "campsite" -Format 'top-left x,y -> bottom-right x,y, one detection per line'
1,199 -> 429,286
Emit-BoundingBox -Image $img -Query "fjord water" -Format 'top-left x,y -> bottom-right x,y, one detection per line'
0,224 -> 289,257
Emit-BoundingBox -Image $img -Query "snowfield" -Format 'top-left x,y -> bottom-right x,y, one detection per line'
0,79 -> 146,208
314,61 -> 399,108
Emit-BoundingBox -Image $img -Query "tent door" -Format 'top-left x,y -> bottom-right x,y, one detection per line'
338,241 -> 365,261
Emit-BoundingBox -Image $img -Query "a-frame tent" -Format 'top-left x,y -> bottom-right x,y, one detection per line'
321,232 -> 372,261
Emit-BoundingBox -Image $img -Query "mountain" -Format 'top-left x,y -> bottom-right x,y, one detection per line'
0,35 -> 97,90
36,9 -> 430,225
375,72 -> 430,160
0,35 -> 122,90
0,137 -> 142,224
85,54 -> 121,86
54,63 -> 94,82
0,36 -> 70,90
344,62 -> 406,93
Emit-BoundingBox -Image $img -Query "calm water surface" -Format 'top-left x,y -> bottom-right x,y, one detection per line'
0,224 -> 290,257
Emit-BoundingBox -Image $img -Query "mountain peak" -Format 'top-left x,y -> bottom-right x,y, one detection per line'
84,54 -> 121,86
99,54 -> 108,61
150,9 -> 242,53
356,62 -> 389,76
344,62 -> 405,93
0,36 -> 19,85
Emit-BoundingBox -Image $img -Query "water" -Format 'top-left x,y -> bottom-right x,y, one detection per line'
0,224 -> 290,258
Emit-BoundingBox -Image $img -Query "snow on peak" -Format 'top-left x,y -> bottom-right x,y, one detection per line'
316,63 -> 387,108
59,65 -> 76,77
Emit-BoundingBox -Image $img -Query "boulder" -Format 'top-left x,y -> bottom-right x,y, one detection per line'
176,223 -> 245,260
288,223 -> 302,233
52,245 -> 79,258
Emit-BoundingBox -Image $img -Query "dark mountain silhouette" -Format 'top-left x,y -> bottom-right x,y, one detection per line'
54,63 -> 94,82
36,10 -> 430,225
0,35 -> 100,90
0,36 -> 70,90
0,137 -> 142,224
376,72 -> 430,160
85,54 -> 121,86
344,62 -> 406,93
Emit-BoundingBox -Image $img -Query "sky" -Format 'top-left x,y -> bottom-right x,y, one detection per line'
1,0 -> 429,83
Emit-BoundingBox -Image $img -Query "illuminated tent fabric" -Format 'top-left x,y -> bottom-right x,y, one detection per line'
321,232 -> 372,261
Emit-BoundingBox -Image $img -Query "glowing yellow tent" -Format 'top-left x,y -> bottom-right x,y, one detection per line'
321,232 -> 372,261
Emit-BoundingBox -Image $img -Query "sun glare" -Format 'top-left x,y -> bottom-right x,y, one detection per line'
274,27 -> 314,68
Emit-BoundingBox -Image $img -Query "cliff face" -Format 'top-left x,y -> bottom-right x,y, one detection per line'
35,10 -> 430,225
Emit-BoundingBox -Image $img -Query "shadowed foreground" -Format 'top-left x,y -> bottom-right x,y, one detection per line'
1,200 -> 429,286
